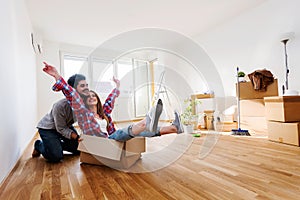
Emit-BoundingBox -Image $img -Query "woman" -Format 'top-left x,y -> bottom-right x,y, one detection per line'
86,90 -> 183,141
83,79 -> 120,136
43,62 -> 183,141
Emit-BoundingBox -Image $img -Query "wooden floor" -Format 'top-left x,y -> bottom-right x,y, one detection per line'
1,134 -> 300,200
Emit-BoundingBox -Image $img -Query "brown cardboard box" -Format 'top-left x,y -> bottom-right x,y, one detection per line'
80,152 -> 142,169
237,79 -> 278,99
264,96 -> 300,122
204,110 -> 214,130
78,135 -> 146,169
240,99 -> 265,117
267,121 -> 300,146
240,116 -> 267,136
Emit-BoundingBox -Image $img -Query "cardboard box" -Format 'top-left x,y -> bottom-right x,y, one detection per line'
240,99 -> 265,117
78,135 -> 145,169
264,96 -> 300,122
267,121 -> 300,146
237,79 -> 278,100
240,116 -> 267,135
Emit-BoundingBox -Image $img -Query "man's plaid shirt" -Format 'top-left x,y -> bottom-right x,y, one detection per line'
52,77 -> 120,137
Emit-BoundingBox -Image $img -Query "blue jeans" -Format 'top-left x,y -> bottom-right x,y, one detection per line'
36,128 -> 79,162
108,126 -> 160,142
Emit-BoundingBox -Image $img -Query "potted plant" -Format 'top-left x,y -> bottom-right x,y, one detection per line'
238,71 -> 246,82
181,98 -> 201,134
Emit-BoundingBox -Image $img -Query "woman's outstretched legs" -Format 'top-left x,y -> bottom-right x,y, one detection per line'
156,110 -> 184,135
109,100 -> 184,141
159,125 -> 177,135
137,110 -> 184,137
108,99 -> 163,141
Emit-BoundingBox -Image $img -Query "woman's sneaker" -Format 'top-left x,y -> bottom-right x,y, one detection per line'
172,110 -> 184,134
146,99 -> 163,132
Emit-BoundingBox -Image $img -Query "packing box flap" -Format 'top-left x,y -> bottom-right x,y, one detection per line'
124,137 -> 146,156
78,135 -> 124,160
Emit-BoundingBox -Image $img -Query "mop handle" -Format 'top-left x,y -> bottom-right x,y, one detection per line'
237,67 -> 241,129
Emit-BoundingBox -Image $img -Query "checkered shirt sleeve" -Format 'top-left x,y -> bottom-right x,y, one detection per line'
103,88 -> 120,135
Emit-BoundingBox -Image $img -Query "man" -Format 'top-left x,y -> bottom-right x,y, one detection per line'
32,72 -> 90,162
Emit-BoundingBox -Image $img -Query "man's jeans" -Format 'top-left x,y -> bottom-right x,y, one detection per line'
36,128 -> 79,162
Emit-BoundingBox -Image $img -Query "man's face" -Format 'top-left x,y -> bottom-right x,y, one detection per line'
76,80 -> 89,97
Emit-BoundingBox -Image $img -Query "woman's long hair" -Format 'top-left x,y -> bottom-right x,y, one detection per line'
85,90 -> 109,128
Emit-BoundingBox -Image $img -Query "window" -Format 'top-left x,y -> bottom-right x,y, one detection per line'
91,58 -> 114,97
132,60 -> 150,117
91,58 -> 150,118
61,52 -> 151,120
62,54 -> 88,80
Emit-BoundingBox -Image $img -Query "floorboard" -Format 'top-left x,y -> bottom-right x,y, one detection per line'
1,133 -> 300,199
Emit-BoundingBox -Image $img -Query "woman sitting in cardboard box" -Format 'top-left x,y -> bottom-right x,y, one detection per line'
42,62 -> 184,141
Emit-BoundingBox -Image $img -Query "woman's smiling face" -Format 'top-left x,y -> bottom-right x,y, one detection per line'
86,91 -> 98,106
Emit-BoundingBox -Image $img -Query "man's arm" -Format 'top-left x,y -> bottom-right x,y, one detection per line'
52,101 -> 78,139
42,62 -> 79,139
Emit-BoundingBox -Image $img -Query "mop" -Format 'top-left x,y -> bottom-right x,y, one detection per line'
231,67 -> 251,136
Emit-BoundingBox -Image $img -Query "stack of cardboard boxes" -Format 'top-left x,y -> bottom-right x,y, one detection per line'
237,79 -> 278,136
264,96 -> 300,146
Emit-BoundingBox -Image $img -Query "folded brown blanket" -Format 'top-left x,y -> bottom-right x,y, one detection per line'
248,69 -> 274,91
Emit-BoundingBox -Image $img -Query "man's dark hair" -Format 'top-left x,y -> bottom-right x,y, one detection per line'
67,74 -> 86,88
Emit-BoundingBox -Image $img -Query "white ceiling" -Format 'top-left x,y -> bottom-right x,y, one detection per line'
25,0 -> 266,48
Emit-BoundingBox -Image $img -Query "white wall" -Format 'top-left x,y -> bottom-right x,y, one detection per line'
0,0 -> 37,185
36,40 -> 62,120
196,0 -> 300,98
